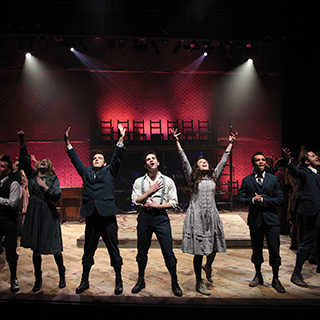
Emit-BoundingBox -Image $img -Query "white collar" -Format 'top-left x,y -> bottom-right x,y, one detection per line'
0,176 -> 9,187
308,166 -> 318,174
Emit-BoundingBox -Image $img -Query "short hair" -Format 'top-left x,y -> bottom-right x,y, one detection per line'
143,150 -> 158,163
92,151 -> 106,163
0,155 -> 13,171
300,152 -> 312,168
251,151 -> 266,165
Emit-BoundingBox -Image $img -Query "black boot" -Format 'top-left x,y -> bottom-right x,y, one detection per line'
32,270 -> 42,292
58,266 -> 66,289
9,261 -> 19,292
54,254 -> 66,289
132,277 -> 145,293
32,253 -> 42,292
114,266 -> 123,295
76,272 -> 90,294
168,265 -> 183,297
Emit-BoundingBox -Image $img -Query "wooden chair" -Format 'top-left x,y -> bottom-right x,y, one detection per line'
150,120 -> 164,140
100,119 -> 114,141
132,120 -> 147,141
167,120 -> 179,140
182,120 -> 196,140
198,120 -> 211,140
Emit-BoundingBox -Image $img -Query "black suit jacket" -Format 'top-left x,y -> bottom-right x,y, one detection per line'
287,162 -> 320,217
238,172 -> 283,227
67,145 -> 124,217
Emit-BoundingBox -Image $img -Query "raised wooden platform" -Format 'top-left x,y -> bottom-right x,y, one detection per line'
76,211 -> 252,248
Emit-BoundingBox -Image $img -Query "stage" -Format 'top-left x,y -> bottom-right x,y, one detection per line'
1,210 -> 320,318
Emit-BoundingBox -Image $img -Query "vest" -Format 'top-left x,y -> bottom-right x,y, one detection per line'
0,177 -> 18,217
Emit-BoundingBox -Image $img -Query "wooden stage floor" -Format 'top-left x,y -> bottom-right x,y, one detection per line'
1,210 -> 320,319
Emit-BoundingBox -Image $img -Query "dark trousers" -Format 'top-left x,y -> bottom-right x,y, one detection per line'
82,209 -> 123,268
296,213 -> 320,270
136,211 -> 177,269
249,220 -> 281,267
0,214 -> 18,264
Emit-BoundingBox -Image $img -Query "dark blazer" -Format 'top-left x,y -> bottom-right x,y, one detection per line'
238,172 -> 283,227
67,145 -> 124,217
287,162 -> 320,217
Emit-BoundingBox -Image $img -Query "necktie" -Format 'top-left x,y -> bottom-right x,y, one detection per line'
257,173 -> 263,186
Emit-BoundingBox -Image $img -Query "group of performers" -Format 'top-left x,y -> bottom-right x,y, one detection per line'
0,125 -> 319,296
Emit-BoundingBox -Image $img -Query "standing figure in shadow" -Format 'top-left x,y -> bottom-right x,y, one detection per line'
18,129 -> 65,292
171,128 -> 237,295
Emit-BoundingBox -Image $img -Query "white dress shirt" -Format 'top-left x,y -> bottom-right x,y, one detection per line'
0,176 -> 22,209
132,172 -> 178,209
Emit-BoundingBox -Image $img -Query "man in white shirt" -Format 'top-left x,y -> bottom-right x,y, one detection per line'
131,151 -> 182,296
0,155 -> 22,292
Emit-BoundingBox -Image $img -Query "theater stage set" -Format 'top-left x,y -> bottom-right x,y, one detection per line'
1,1 -> 319,318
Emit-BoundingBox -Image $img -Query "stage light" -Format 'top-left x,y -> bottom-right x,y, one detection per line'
70,47 -> 75,52
25,52 -> 32,58
248,58 -> 253,64
18,36 -> 33,56
203,52 -> 208,57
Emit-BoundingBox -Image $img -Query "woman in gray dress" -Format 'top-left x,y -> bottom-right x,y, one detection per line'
171,128 -> 237,295
18,129 -> 65,292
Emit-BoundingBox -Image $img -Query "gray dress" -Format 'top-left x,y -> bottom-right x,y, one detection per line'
179,150 -> 230,256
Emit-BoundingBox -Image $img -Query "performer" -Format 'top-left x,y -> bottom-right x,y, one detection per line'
131,151 -> 183,296
171,128 -> 237,295
283,148 -> 320,287
18,129 -> 65,292
65,125 -> 125,295
238,151 -> 285,293
0,155 -> 22,292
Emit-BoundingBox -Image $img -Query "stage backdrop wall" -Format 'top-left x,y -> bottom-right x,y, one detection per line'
0,36 -> 281,190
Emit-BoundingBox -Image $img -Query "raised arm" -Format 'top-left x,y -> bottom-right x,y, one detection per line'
214,131 -> 238,180
171,128 -> 192,179
64,127 -> 87,177
225,131 -> 238,152
171,128 -> 183,151
117,124 -> 126,144
17,128 -> 33,179
64,126 -> 71,147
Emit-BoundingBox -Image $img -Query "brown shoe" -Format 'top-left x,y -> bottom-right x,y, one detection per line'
291,268 -> 308,288
249,273 -> 263,287
272,277 -> 285,293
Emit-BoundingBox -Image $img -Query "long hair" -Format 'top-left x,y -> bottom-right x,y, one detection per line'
34,158 -> 56,176
189,156 -> 216,194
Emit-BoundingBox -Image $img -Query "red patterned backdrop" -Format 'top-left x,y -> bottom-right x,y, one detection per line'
0,36 -> 281,190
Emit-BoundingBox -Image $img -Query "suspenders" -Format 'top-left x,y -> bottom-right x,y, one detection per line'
141,174 -> 166,205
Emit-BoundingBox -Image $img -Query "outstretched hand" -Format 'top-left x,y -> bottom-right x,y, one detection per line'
282,148 -> 291,162
118,124 -> 126,138
170,128 -> 181,140
64,127 -> 71,145
17,126 -> 25,145
229,131 -> 238,143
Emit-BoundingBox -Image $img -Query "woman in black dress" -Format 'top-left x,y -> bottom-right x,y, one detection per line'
18,129 -> 65,292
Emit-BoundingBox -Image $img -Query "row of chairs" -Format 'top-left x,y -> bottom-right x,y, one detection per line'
100,119 -> 213,141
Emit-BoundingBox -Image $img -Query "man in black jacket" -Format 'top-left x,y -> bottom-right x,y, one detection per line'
238,151 -> 285,293
283,148 -> 320,287
65,125 -> 125,295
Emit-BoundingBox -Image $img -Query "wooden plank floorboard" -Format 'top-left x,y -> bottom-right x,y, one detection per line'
1,213 -> 320,318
